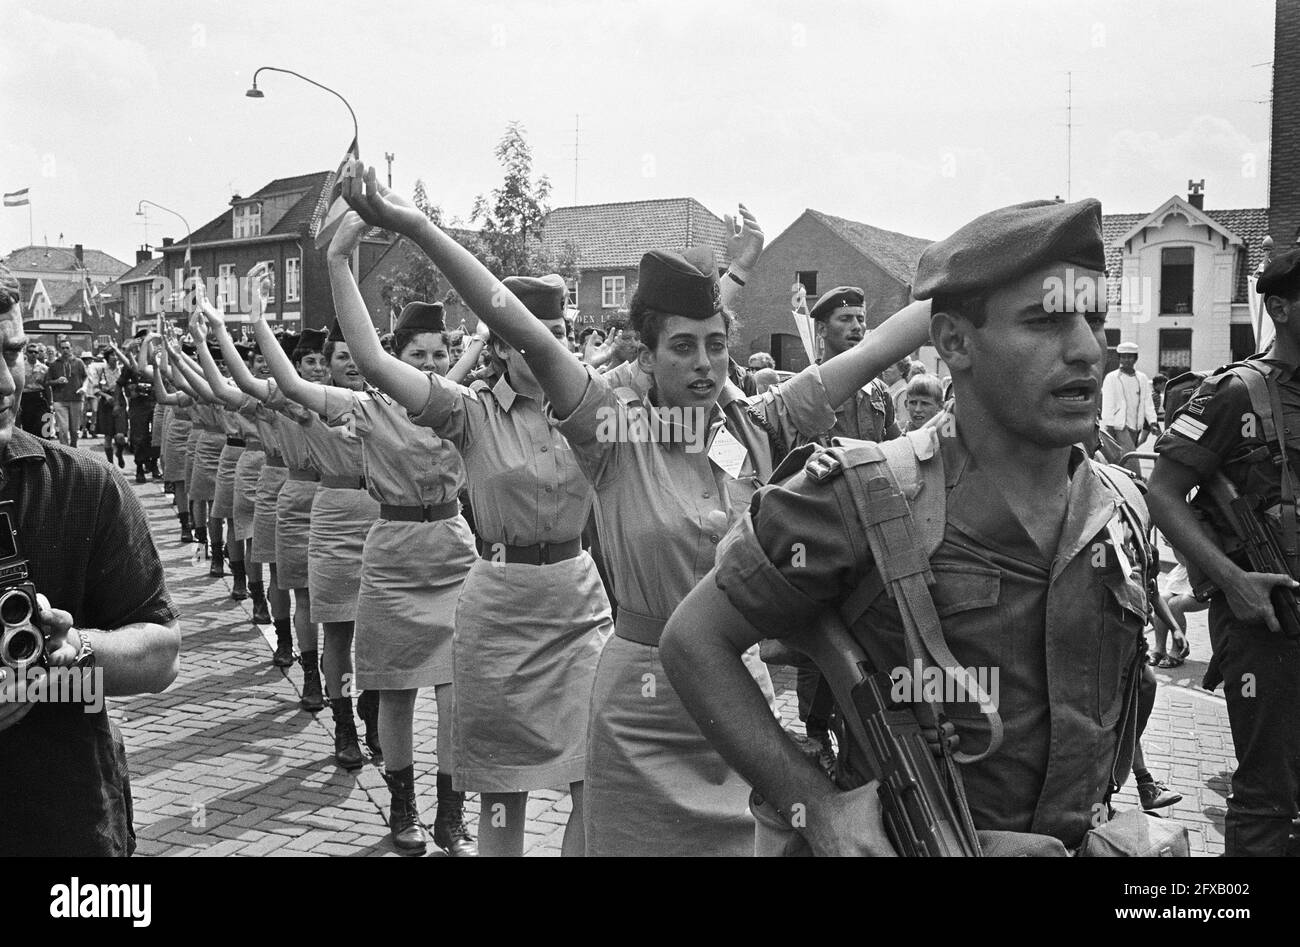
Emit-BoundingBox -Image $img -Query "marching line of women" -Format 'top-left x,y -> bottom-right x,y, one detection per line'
138,157 -> 924,857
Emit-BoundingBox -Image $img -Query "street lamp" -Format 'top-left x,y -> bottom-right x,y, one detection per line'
245,66 -> 359,145
137,200 -> 194,325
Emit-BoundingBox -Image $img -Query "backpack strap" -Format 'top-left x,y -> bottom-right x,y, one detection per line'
1229,361 -> 1299,571
829,440 -> 1003,765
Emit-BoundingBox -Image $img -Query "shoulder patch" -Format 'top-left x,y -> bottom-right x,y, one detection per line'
1183,393 -> 1210,416
804,448 -> 844,482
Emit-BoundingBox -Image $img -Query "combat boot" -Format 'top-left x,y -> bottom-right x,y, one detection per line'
229,559 -> 248,601
192,522 -> 209,565
1138,779 -> 1183,811
272,618 -> 294,667
178,512 -> 193,544
382,765 -> 427,855
330,696 -> 364,771
249,580 -> 270,624
209,540 -> 225,578
298,650 -> 325,712
356,689 -> 382,767
432,772 -> 477,857
135,464 -> 147,485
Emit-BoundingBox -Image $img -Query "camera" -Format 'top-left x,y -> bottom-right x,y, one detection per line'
0,500 -> 43,672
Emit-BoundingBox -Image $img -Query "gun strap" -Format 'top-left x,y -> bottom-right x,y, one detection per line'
1261,368 -> 1299,572
837,445 -> 1004,765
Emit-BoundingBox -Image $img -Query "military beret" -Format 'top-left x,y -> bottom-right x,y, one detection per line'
327,319 -> 345,343
181,342 -> 197,357
1116,341 -> 1139,355
133,326 -> 150,339
206,341 -> 225,363
503,274 -> 567,321
278,331 -> 301,360
634,248 -> 720,319
810,286 -> 865,322
233,342 -> 255,361
912,198 -> 1106,300
395,301 -> 446,334
297,327 -> 328,354
1257,248 -> 1300,300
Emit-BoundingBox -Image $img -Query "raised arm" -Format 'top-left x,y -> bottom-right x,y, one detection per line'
447,320 -> 489,386
251,307 -> 330,416
343,160 -> 589,417
326,211 -> 429,413
817,300 -> 933,410
189,312 -> 246,410
719,203 -> 763,313
151,354 -> 189,406
169,342 -> 220,403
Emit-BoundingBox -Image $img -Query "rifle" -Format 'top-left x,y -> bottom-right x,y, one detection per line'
1199,471 -> 1300,639
790,612 -> 982,857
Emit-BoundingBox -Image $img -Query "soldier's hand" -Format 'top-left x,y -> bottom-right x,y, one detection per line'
803,782 -> 899,857
1223,571 -> 1300,634
922,719 -> 960,757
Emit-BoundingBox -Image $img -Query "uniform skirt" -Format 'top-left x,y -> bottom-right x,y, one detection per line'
162,412 -> 192,484
354,516 -> 475,691
231,449 -> 265,542
307,486 -> 379,623
189,431 -> 226,502
584,634 -> 773,857
274,479 -> 316,591
251,465 -> 288,565
151,403 -> 166,447
211,444 -> 243,519
452,551 -> 612,793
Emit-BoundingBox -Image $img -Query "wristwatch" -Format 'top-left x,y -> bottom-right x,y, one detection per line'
70,628 -> 96,670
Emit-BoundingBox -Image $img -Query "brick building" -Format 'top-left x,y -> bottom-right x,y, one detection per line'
2,243 -> 130,349
1269,0 -> 1300,250
157,171 -> 395,332
541,198 -> 730,329
730,209 -> 931,371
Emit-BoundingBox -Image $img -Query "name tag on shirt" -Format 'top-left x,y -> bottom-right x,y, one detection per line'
708,428 -> 749,479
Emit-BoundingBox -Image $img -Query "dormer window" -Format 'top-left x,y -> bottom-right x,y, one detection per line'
233,203 -> 262,239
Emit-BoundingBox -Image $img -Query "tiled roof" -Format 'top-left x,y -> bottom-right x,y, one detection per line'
171,171 -> 331,247
541,198 -> 730,270
23,277 -> 86,309
3,245 -> 130,278
1103,206 -> 1268,304
804,210 -> 932,284
112,256 -> 163,285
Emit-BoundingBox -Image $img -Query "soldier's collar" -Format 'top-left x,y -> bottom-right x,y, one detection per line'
492,373 -> 519,412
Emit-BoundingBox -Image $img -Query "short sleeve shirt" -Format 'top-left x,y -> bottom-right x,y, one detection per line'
49,356 -> 87,402
323,385 -> 466,506
0,429 -> 178,856
411,372 -> 592,545
266,381 -> 317,471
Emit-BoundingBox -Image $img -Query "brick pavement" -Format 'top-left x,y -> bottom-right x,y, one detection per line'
117,473 -> 1234,857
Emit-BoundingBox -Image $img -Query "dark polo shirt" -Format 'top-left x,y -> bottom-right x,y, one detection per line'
0,428 -> 177,856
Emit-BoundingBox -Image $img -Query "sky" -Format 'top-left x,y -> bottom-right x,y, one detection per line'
0,0 -> 1278,268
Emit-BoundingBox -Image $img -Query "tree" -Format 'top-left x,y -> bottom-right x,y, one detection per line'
471,121 -> 572,279
378,179 -> 464,317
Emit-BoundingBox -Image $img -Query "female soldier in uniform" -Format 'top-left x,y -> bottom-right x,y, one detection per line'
165,342 -> 228,568
328,211 -> 608,857
256,311 -> 380,771
151,340 -> 195,543
342,164 -> 905,854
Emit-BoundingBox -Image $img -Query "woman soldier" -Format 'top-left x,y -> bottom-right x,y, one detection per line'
343,162 -> 930,854
190,304 -> 277,623
165,341 -> 228,569
255,311 -> 381,771
204,310 -> 299,666
327,213 -> 609,857
150,338 -> 196,543
205,340 -> 247,588
295,215 -> 479,854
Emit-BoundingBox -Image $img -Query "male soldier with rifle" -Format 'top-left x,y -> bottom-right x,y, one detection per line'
662,199 -> 1153,855
1147,248 -> 1300,857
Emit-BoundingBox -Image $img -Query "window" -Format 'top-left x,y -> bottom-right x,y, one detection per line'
566,278 -> 578,307
1158,328 -> 1193,377
1160,247 -> 1194,314
127,285 -> 141,318
602,275 -> 625,309
256,260 -> 277,304
173,268 -> 185,311
233,203 -> 262,239
1230,323 -> 1258,363
796,270 -> 819,298
218,264 -> 236,312
285,258 -> 300,302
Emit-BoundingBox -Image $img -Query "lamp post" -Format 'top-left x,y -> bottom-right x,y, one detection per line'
245,66 -> 359,145
137,200 -> 193,328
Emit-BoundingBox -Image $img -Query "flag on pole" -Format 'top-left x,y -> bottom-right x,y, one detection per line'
1248,270 -> 1275,353
314,136 -> 360,250
790,283 -> 817,362
3,188 -> 29,207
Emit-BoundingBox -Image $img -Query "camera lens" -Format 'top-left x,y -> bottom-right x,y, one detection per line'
0,590 -> 32,627
0,627 -> 41,665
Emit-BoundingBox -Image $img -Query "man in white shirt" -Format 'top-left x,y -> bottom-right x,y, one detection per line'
1101,341 -> 1159,473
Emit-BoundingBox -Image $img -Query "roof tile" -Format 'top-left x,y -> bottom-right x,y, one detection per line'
541,198 -> 730,270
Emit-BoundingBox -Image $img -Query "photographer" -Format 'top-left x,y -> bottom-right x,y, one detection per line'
0,262 -> 181,857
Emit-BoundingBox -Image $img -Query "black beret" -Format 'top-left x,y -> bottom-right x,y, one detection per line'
133,326 -> 150,339
503,275 -> 567,321
327,320 -> 345,343
912,198 -> 1105,300
395,301 -> 446,334
233,342 -> 254,361
1257,248 -> 1300,299
181,342 -> 197,357
206,341 -> 225,363
297,327 -> 328,354
634,248 -> 720,319
809,286 -> 865,321
278,331 -> 301,360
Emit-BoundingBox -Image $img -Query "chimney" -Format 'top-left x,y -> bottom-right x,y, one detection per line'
162,237 -> 174,247
136,248 -> 153,264
1188,179 -> 1206,210
74,243 -> 84,265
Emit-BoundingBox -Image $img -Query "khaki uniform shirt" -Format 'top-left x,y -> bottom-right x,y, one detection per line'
412,372 -> 592,546
266,382 -> 317,472
322,386 -> 466,507
713,419 -> 1149,847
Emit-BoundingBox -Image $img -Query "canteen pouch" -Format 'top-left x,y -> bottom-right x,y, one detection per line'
1077,809 -> 1189,857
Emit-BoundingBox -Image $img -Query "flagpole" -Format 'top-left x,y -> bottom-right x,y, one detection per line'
28,201 -> 32,247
